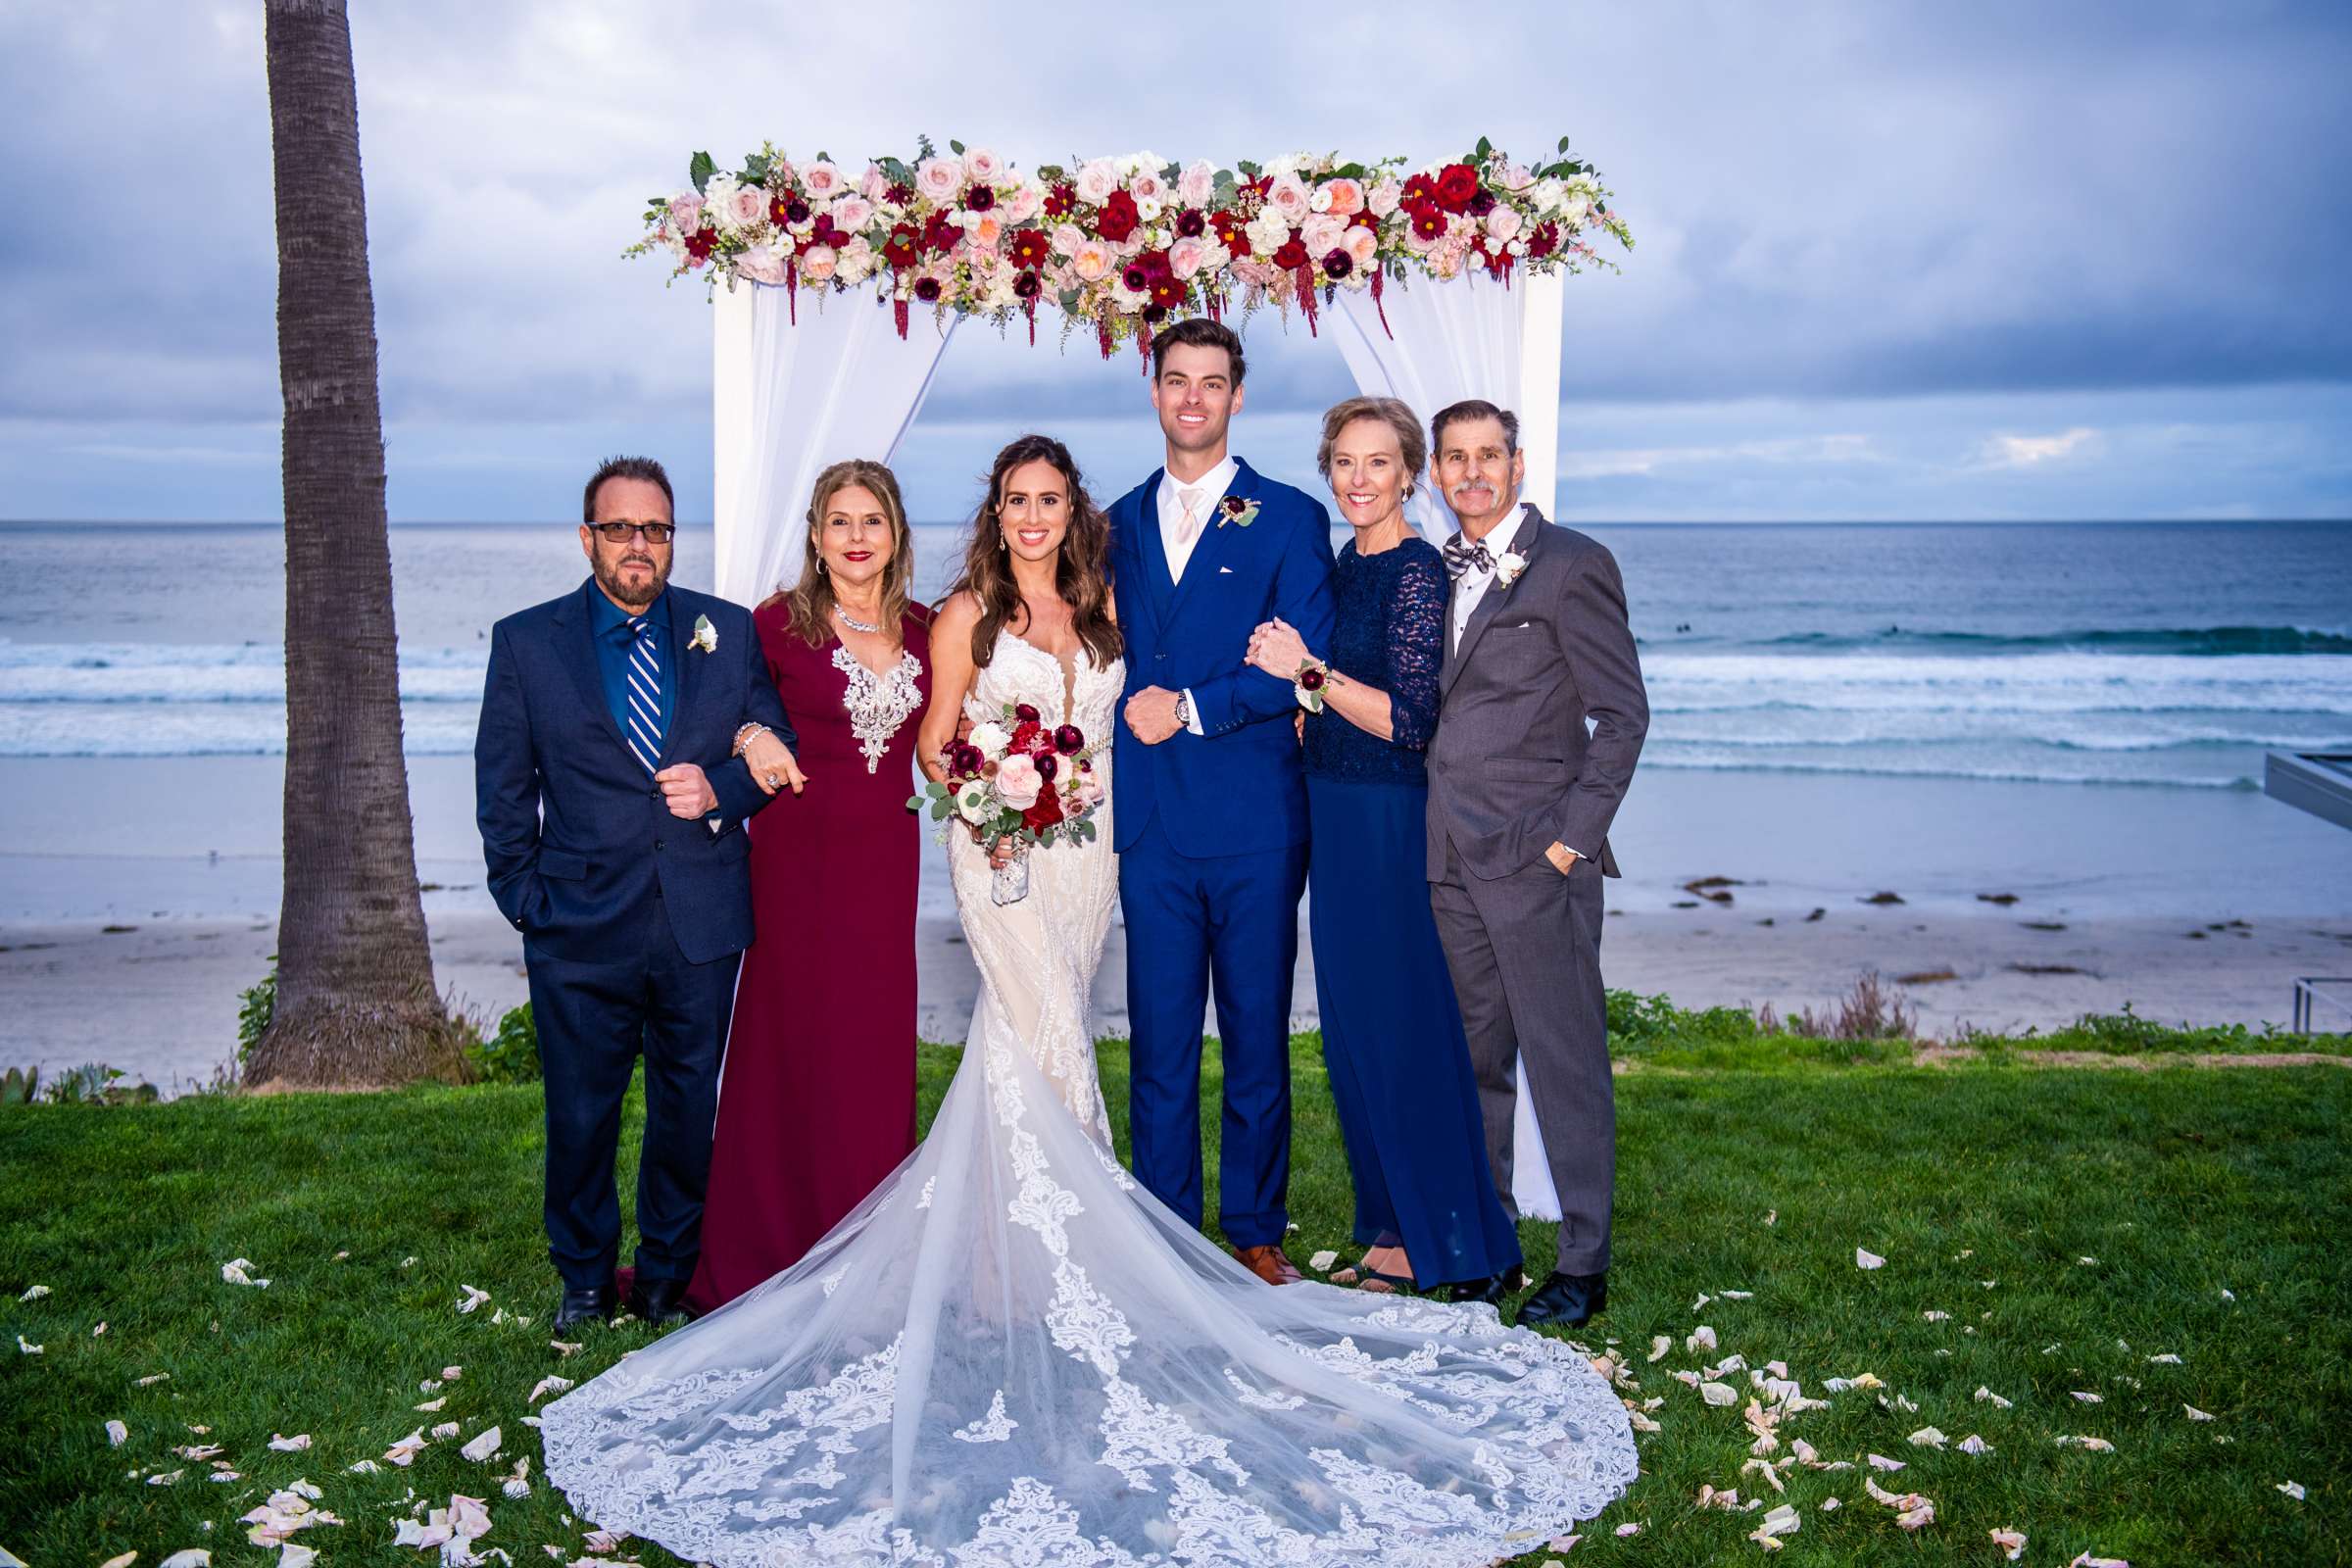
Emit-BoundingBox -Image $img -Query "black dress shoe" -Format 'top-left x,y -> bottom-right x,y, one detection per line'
1443,1266 -> 1529,1306
554,1284 -> 614,1332
627,1275 -> 698,1328
1515,1269 -> 1608,1328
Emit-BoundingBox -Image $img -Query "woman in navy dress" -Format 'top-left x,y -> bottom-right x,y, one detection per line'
1247,397 -> 1521,1296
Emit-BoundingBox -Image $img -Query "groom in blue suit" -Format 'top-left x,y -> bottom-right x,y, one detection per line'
1108,319 -> 1337,1285
475,456 -> 792,1331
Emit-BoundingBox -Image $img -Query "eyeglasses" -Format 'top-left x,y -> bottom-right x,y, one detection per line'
591,522 -> 675,544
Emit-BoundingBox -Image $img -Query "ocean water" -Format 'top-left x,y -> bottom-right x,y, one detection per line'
4,519 -> 2347,789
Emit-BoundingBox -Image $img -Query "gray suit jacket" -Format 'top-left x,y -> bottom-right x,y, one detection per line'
1427,504 -> 1648,882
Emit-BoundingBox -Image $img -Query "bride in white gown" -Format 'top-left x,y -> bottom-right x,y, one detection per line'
541,437 -> 1639,1565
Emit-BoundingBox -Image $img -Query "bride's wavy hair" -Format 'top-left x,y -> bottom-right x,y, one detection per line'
777,459 -> 917,648
950,434 -> 1121,670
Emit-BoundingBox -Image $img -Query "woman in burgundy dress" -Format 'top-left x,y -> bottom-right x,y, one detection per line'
686,458 -> 931,1315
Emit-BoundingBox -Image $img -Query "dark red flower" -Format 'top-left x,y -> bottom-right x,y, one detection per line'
1096,189 -> 1140,243
886,181 -> 916,206
1469,190 -> 1499,219
1401,172 -> 1441,207
768,194 -> 795,226
1435,163 -> 1481,213
1349,208 -> 1380,230
922,209 -> 962,253
1053,724 -> 1084,755
1148,274 -> 1186,309
1121,261 -> 1153,293
1012,270 -> 1042,299
1322,249 -> 1353,280
683,225 -> 718,261
964,183 -> 995,213
1006,229 -> 1051,270
1035,753 -> 1058,782
952,743 -> 985,775
1298,667 -> 1326,691
1219,496 -> 1249,517
1013,703 -> 1041,723
812,220 -> 851,251
1021,788 -> 1063,832
1174,208 -> 1207,238
1009,719 -> 1043,754
1143,303 -> 1168,323
1409,205 -> 1447,241
785,198 -> 812,225
1271,236 -> 1308,270
912,275 -> 943,303
1043,181 -> 1077,219
882,223 -> 921,268
1526,221 -> 1561,259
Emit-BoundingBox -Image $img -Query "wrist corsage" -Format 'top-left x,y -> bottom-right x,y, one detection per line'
1295,658 -> 1340,713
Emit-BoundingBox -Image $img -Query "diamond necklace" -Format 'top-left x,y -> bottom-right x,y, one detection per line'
834,602 -> 883,635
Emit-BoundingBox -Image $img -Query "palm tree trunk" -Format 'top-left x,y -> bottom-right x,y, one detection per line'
246,0 -> 466,1089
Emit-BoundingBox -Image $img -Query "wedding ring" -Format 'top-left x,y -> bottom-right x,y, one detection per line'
765,772 -> 781,789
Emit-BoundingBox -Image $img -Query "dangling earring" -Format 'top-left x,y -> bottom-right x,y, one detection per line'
817,558 -> 827,575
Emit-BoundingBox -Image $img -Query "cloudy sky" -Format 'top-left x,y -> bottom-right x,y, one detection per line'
3,0 -> 2348,524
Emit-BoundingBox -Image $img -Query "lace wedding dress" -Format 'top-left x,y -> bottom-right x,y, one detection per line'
541,630 -> 1640,1565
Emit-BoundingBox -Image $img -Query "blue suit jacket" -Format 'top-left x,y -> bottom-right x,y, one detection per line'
473,579 -> 792,965
1107,458 -> 1337,858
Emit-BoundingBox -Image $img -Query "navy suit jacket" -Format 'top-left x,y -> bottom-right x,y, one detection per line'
1107,457 -> 1337,858
474,578 -> 792,966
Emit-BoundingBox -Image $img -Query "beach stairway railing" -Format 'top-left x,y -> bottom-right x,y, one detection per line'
2290,978 -> 2352,1037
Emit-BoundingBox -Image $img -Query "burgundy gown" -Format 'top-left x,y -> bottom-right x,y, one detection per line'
684,602 -> 932,1314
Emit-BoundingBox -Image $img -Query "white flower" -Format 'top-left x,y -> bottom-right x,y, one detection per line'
692,615 -> 718,655
1074,159 -> 1119,207
1049,221 -> 1086,258
798,159 -> 845,199
1178,159 -> 1217,208
967,720 -> 1010,757
1245,208 -> 1293,256
915,156 -> 964,203
1366,179 -> 1403,218
953,780 -> 992,825
1135,196 -> 1164,223
734,243 -> 789,285
963,146 -> 1004,183
1494,550 -> 1529,586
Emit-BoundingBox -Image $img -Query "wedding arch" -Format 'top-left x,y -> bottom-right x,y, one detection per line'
637,135 -> 1635,1221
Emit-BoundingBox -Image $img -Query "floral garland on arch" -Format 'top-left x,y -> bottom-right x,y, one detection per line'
630,138 -> 1631,358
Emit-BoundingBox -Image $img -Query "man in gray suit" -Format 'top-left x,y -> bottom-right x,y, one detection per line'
1423,399 -> 1647,1329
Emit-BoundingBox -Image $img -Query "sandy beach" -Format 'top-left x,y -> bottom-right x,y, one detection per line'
4,756 -> 2347,1092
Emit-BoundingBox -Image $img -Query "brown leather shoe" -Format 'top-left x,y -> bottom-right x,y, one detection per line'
1233,1244 -> 1303,1286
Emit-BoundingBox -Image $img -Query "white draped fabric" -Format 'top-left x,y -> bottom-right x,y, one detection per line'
1329,270 -> 1570,1225
710,284 -> 958,607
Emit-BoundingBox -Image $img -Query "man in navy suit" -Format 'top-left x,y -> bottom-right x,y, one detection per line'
1108,319 -> 1337,1286
474,456 -> 792,1330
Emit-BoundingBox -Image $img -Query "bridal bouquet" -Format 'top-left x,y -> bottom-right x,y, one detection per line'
908,701 -> 1104,904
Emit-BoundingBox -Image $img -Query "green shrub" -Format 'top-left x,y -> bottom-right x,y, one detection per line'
237,956 -> 278,1064
1606,989 -> 1766,1050
466,1003 -> 541,1085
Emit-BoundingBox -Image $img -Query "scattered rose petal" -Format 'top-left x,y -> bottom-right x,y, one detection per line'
1688,1326 -> 1719,1354
1614,1523 -> 1641,1537
18,1284 -> 49,1300
1908,1427 -> 1946,1448
99,1555 -> 136,1568
2068,1555 -> 2131,1568
1923,1310 -> 1949,1322
2220,1287 -> 2235,1301
332,1250 -> 349,1261
347,1459 -> 380,1474
462,1426 -> 503,1462
1974,1386 -> 2014,1408
382,1429 -> 427,1466
269,1433 -> 312,1451
148,1469 -> 184,1486
2184,1404 -> 2214,1421
2072,1391 -> 2104,1403
1756,1503 -> 1801,1538
528,1376 -> 574,1404
415,1396 -> 447,1412
456,1285 -> 491,1314
207,1470 -> 241,1483
106,1418 -> 129,1446
1647,1336 -> 1671,1363
1765,1210 -> 1777,1226
279,1546 -> 318,1568
1692,1293 -> 1713,1312
1700,1382 -> 1740,1406
419,1379 -> 443,1394
1855,1249 -> 1885,1270
1820,1496 -> 1839,1511
93,1321 -> 106,1335
400,1256 -> 417,1268
431,1421 -> 462,1440
17,1336 -> 41,1354
1960,1433 -> 1993,1454
1721,1289 -> 1754,1299
2148,1352 -> 2182,1364
1866,1453 -> 1906,1472
159,1554 -> 211,1568
2079,1255 -> 2098,1265
136,1372 -> 171,1387
1990,1527 -> 2027,1560
549,1340 -> 583,1357
220,1258 -> 270,1289
2278,1481 -> 2305,1500
442,1365 -> 464,1381
2057,1434 -> 2115,1451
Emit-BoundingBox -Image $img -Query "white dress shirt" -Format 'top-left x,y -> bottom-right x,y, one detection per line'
1449,502 -> 1533,649
1157,455 -> 1236,735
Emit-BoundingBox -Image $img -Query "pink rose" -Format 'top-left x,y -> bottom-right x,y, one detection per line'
829,196 -> 875,233
1002,180 -> 1044,224
1073,773 -> 1105,811
1366,180 -> 1402,219
915,156 -> 964,204
1074,159 -> 1118,207
1070,238 -> 1113,281
1299,213 -> 1348,258
859,165 -> 890,204
1167,235 -> 1210,279
835,235 -> 876,280
1484,205 -> 1524,242
1500,162 -> 1536,192
666,193 -> 705,232
994,753 -> 1043,810
1342,226 -> 1379,270
723,185 -> 766,231
1128,167 -> 1166,205
1402,220 -> 1441,255
1265,172 -> 1311,223
1050,221 -> 1087,258
799,160 -> 845,200
964,211 -> 1004,251
1230,258 -> 1280,289
1178,160 -> 1216,208
963,147 -> 1004,183
798,244 -> 839,283
1318,177 -> 1365,217
734,244 -> 788,285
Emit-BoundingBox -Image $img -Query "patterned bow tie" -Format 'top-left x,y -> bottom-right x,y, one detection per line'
1441,534 -> 1496,580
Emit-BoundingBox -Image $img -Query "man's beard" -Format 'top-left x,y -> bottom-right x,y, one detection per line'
596,554 -> 667,610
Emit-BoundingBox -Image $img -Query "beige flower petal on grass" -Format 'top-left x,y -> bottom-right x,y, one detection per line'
268,1434 -> 312,1451
135,1372 -> 171,1387
1866,1453 -> 1906,1472
1974,1385 -> 2015,1408
278,1546 -> 318,1568
400,1256 -> 418,1268
2067,1554 -> 2131,1568
1721,1289 -> 1754,1300
415,1396 -> 447,1412
2071,1391 -> 2104,1403
456,1285 -> 491,1314
461,1426 -> 503,1462
1989,1528 -> 2027,1560
1923,1310 -> 1950,1322
431,1421 -> 462,1440
1740,1458 -> 1787,1494
346,1459 -> 380,1474
1959,1433 -> 1993,1454
2148,1352 -> 2183,1364
2278,1481 -> 2306,1500
99,1555 -> 136,1568
550,1340 -> 583,1357
1688,1326 -> 1719,1354
158,1553 -> 212,1568
1614,1523 -> 1641,1537
220,1258 -> 270,1289
1700,1382 -> 1740,1407
2184,1404 -> 2215,1421
528,1376 -> 574,1405
1819,1496 -> 1840,1511
382,1429 -> 427,1466
1907,1427 -> 1947,1448
173,1444 -> 223,1461
17,1284 -> 48,1300
94,1322 -> 106,1336
1647,1336 -> 1672,1363
2056,1434 -> 2115,1451
1756,1504 -> 1801,1538
442,1365 -> 464,1380
1305,1250 -> 1338,1272
106,1419 -> 129,1446
1765,1210 -> 1777,1226
146,1469 -> 184,1486
1855,1249 -> 1885,1270
1692,1293 -> 1713,1312
16,1336 -> 41,1355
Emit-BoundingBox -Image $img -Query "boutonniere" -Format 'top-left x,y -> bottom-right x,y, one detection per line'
1216,495 -> 1259,529
690,613 -> 718,654
1494,550 -> 1529,587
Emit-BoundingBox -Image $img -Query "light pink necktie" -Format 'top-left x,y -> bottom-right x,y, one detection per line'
1174,485 -> 1208,552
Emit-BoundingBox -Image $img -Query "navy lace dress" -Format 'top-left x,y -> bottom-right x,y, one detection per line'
1303,537 -> 1520,1289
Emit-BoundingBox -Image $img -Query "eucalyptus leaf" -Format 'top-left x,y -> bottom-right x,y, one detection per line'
951,139 -> 965,155
689,150 -> 715,195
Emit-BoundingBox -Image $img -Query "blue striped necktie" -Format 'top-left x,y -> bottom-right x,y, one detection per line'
624,615 -> 664,774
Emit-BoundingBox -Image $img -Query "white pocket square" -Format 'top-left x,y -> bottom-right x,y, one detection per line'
1218,564 -> 1234,573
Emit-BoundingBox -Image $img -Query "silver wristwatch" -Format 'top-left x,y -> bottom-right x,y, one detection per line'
1172,691 -> 1193,729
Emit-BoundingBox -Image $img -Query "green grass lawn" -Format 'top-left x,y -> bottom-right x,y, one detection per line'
3,1039 -> 2346,1566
